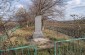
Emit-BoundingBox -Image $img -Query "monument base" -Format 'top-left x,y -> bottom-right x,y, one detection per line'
31,38 -> 54,49
33,31 -> 44,38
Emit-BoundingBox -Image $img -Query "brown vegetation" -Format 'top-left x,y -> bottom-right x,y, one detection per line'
44,19 -> 85,38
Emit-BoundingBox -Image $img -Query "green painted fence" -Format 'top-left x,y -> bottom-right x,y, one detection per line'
54,38 -> 85,55
0,45 -> 37,55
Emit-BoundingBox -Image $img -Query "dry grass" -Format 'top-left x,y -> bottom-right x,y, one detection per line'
43,29 -> 71,40
8,26 -> 71,45
4,26 -> 35,46
13,26 -> 34,37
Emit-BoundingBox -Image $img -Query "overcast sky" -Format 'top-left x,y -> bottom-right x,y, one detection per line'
65,0 -> 85,21
18,0 -> 85,21
1,0 -> 85,21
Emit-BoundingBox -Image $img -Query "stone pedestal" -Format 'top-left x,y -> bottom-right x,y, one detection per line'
31,38 -> 54,49
33,15 -> 44,38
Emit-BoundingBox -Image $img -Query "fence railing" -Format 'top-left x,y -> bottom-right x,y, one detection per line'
54,38 -> 85,55
0,45 -> 37,55
1,36 -> 85,55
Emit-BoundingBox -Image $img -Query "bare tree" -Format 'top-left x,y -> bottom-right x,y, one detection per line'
29,0 -> 65,18
15,8 -> 33,27
71,14 -> 84,29
70,14 -> 85,37
27,0 -> 65,31
15,0 -> 65,28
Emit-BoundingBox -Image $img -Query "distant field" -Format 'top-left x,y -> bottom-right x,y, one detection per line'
44,20 -> 85,38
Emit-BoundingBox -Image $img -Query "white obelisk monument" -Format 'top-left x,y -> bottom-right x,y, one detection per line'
32,16 -> 52,46
33,15 -> 44,38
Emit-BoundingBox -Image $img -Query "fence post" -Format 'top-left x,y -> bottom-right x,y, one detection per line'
54,42 -> 56,55
0,51 -> 2,55
34,47 -> 37,55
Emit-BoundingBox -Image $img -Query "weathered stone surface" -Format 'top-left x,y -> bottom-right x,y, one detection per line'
33,16 -> 44,38
31,38 -> 54,49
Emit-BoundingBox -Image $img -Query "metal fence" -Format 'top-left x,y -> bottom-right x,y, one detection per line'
0,45 -> 37,55
54,38 -> 85,55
